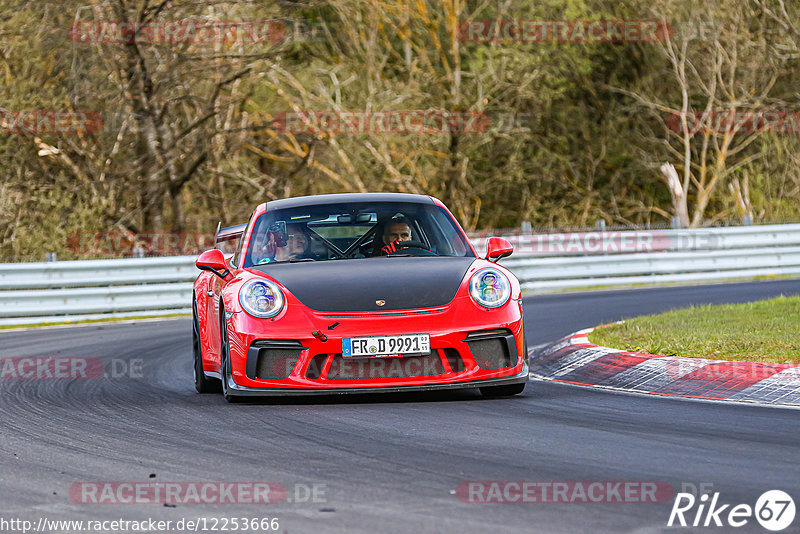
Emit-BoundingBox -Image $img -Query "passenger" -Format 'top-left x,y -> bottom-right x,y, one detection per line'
252,222 -> 310,263
250,230 -> 280,265
274,223 -> 310,261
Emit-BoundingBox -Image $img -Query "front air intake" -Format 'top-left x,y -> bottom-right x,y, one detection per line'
326,353 -> 445,379
466,330 -> 517,370
442,348 -> 465,373
247,340 -> 304,379
305,354 -> 328,379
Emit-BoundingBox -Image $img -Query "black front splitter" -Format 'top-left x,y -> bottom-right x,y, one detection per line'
222,364 -> 529,397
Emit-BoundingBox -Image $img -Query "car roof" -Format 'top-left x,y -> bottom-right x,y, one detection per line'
264,192 -> 435,211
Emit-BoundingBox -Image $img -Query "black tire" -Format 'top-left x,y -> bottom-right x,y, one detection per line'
193,299 -> 221,394
480,383 -> 527,397
220,307 -> 245,403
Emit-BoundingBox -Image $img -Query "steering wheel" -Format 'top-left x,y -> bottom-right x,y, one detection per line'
381,240 -> 436,256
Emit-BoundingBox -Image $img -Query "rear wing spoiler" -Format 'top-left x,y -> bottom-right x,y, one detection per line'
214,222 -> 247,248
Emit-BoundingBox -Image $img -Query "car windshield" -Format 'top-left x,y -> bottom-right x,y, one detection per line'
243,201 -> 473,266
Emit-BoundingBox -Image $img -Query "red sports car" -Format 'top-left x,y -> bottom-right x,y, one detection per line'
192,193 -> 528,402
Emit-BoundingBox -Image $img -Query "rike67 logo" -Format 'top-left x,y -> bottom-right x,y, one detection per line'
668,490 -> 795,531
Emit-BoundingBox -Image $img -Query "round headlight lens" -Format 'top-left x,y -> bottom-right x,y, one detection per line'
469,268 -> 511,308
239,279 -> 285,318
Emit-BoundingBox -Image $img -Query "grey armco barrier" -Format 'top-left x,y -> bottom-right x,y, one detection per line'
1,223 -> 800,325
473,223 -> 800,292
0,256 -> 196,325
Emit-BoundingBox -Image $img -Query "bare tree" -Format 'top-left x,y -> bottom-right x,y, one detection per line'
611,0 -> 783,227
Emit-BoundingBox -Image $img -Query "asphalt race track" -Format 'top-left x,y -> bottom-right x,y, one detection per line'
2,279 -> 800,534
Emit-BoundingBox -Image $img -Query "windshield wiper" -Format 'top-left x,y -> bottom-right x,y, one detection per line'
288,258 -> 316,263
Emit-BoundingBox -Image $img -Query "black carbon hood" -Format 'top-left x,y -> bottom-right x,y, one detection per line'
250,256 -> 475,312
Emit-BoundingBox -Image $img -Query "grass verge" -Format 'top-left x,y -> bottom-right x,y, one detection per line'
588,295 -> 800,364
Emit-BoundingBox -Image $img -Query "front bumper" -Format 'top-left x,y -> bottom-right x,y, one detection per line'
221,294 -> 527,394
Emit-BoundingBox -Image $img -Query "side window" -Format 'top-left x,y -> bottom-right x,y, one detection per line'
229,236 -> 243,268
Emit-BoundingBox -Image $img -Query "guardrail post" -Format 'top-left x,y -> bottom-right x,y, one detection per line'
45,253 -> 57,262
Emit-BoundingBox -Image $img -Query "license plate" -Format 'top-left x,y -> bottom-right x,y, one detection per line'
342,334 -> 430,358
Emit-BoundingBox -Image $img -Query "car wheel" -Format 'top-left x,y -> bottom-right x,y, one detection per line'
220,310 -> 244,403
480,383 -> 527,397
193,299 -> 221,394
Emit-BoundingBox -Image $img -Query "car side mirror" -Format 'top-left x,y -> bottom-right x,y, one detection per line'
196,249 -> 230,279
486,237 -> 513,262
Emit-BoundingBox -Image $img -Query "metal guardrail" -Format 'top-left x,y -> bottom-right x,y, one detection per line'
0,257 -> 197,326
0,256 -> 197,290
471,223 -> 800,256
479,223 -> 800,292
1,224 -> 799,325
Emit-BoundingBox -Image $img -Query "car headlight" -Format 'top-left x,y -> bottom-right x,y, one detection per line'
239,279 -> 285,318
469,268 -> 511,308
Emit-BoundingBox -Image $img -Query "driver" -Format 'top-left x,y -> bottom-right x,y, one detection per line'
380,217 -> 414,255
